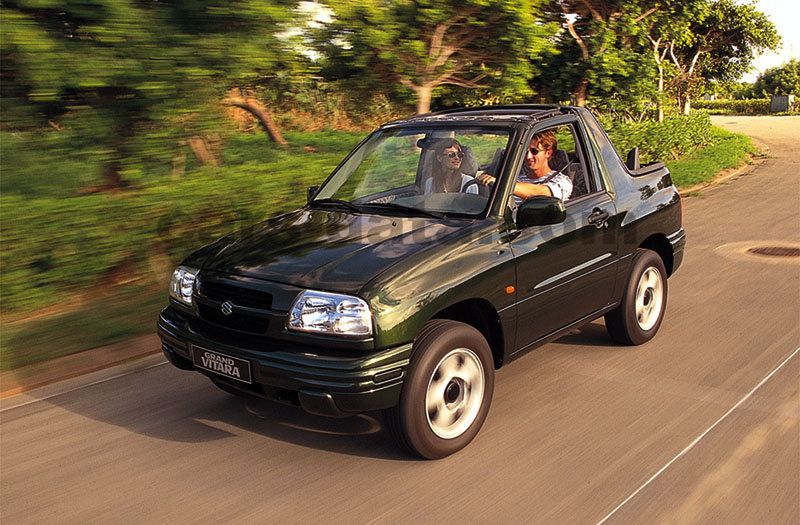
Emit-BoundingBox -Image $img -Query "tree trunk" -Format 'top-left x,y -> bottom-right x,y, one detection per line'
187,136 -> 219,166
102,159 -> 125,189
657,65 -> 664,123
172,149 -> 186,179
682,94 -> 691,115
416,85 -> 433,114
574,79 -> 588,107
223,96 -> 288,147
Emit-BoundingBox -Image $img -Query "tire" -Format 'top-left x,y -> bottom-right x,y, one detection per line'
605,248 -> 668,345
210,376 -> 253,398
384,319 -> 494,459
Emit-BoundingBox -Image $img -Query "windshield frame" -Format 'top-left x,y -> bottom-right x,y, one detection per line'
309,121 -> 525,220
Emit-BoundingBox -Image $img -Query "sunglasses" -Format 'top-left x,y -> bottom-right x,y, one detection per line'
445,151 -> 464,159
529,146 -> 547,155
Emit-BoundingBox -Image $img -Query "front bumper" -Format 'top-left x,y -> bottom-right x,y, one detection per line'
157,306 -> 411,417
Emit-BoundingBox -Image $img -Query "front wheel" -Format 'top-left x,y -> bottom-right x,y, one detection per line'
605,248 -> 668,345
384,320 -> 494,459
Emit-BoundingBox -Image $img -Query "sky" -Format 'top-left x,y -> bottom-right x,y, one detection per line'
741,0 -> 799,81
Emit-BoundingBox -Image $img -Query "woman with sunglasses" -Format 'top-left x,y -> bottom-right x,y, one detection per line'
476,130 -> 572,203
424,139 -> 479,195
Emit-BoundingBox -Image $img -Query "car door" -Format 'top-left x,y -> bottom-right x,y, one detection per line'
509,121 -> 619,355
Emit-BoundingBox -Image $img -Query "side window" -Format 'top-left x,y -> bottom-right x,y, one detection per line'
512,123 -> 594,205
552,124 -> 594,199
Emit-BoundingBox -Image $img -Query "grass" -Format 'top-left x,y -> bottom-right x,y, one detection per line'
666,127 -> 759,188
0,123 -> 756,371
0,285 -> 165,371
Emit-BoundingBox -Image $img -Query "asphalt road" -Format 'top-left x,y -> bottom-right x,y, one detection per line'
2,116 -> 798,524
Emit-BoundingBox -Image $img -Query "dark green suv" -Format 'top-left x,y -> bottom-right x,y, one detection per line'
158,105 -> 685,458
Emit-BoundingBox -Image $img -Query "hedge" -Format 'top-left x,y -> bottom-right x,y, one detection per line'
693,99 -> 771,115
0,115 -> 717,313
600,112 -> 713,164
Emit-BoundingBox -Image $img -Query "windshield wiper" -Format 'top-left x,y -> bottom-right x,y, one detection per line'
310,198 -> 363,213
361,202 -> 447,220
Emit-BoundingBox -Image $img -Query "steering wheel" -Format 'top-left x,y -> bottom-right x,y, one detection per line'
461,178 -> 483,194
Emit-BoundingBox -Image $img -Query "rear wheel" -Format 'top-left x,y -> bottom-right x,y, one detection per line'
605,249 -> 668,345
384,319 -> 494,459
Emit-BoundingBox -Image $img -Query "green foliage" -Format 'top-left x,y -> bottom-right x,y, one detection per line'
665,126 -> 757,187
536,1 -> 678,108
693,0 -> 780,83
0,130 -> 363,312
693,99 -> 772,115
0,285 -> 166,371
315,0 -> 556,112
1,0 -> 301,185
601,112 -> 713,163
666,0 -> 780,111
752,60 -> 800,98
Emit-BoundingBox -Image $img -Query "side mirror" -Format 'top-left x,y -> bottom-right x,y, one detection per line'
517,196 -> 566,229
307,185 -> 319,203
626,147 -> 640,171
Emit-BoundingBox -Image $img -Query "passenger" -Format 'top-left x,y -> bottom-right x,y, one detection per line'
477,130 -> 572,204
424,139 -> 478,195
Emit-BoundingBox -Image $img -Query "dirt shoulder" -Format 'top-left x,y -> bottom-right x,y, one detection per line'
0,334 -> 160,399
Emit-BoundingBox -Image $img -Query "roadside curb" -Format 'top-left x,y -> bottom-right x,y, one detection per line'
0,333 -> 161,399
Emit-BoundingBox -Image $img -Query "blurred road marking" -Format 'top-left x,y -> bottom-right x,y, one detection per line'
595,345 -> 800,525
0,361 -> 167,413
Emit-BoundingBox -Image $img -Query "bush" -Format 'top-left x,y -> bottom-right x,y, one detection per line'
0,114 -> 736,314
600,113 -> 713,163
0,130 -> 363,312
693,99 -> 771,115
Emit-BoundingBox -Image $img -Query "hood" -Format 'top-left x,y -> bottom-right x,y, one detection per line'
200,208 -> 466,294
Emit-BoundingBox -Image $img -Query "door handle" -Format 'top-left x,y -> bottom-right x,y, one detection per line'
587,207 -> 610,228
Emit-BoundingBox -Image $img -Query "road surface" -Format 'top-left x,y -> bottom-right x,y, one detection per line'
2,116 -> 798,524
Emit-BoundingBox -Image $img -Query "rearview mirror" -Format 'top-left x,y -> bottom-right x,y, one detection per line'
517,196 -> 566,229
307,185 -> 319,203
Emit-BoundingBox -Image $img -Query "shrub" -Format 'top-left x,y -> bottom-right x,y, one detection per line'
0,130 -> 363,312
600,113 -> 713,163
693,99 -> 771,115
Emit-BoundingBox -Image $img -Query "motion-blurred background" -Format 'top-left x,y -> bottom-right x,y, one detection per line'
1,0 -> 797,372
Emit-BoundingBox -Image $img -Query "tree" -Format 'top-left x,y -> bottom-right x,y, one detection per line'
1,0 -> 298,187
640,0 -> 707,121
667,0 -> 779,114
315,0 -> 555,114
542,1 -> 661,107
752,59 -> 800,98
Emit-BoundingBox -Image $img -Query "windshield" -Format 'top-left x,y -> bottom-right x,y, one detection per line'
312,127 -> 512,217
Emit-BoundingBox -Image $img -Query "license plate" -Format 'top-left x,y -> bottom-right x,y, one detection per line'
191,346 -> 252,384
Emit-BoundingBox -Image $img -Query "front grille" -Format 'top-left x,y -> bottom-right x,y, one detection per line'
200,280 -> 273,310
197,303 -> 269,334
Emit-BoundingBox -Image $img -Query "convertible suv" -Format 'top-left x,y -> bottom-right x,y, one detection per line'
158,105 -> 685,458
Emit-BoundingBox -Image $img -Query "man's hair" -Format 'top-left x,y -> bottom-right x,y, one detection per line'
531,130 -> 557,152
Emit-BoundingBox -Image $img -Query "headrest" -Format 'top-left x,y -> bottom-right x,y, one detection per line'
551,149 -> 569,171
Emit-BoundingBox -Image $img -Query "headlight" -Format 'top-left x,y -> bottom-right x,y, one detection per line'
288,290 -> 372,337
169,266 -> 198,306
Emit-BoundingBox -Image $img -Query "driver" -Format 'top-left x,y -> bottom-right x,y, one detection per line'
476,130 -> 572,203
424,139 -> 479,195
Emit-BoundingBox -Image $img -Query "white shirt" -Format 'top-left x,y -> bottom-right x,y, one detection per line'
424,174 -> 479,195
512,169 -> 572,205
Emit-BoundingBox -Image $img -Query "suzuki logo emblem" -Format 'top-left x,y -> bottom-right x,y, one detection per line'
220,301 -> 234,316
